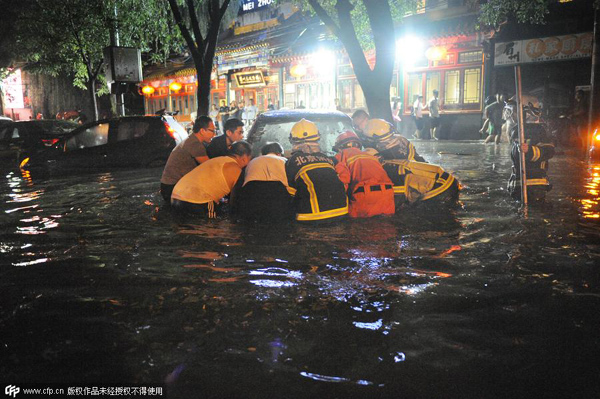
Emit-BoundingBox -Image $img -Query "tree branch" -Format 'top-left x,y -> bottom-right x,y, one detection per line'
219,0 -> 231,15
186,0 -> 204,48
167,0 -> 200,55
335,0 -> 371,77
307,0 -> 341,37
363,0 -> 395,76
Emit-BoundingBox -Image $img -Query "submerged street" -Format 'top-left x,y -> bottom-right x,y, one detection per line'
1,140 -> 599,398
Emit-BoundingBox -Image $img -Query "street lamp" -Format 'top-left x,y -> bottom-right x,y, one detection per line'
396,36 -> 425,67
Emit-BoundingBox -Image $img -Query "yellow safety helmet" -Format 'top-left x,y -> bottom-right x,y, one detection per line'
290,119 -> 320,143
365,119 -> 394,141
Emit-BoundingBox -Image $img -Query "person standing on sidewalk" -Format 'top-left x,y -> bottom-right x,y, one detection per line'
427,90 -> 441,140
413,95 -> 425,139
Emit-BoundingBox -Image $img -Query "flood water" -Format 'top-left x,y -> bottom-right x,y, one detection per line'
1,141 -> 599,398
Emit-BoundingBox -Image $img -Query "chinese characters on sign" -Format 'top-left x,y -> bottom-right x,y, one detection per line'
494,32 -> 592,66
234,71 -> 265,87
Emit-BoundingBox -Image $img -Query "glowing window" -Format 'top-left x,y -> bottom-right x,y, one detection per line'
444,70 -> 460,105
463,68 -> 481,104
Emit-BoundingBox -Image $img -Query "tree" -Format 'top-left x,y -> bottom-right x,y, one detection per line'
4,0 -> 182,120
167,0 -> 238,117
292,0 -> 418,122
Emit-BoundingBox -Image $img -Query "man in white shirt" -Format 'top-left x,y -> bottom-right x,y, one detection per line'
427,90 -> 440,140
232,142 -> 294,223
413,95 -> 424,139
244,99 -> 257,130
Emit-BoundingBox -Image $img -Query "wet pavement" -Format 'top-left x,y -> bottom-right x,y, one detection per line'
1,141 -> 599,398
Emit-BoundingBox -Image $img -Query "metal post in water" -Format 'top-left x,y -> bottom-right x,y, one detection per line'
515,65 -> 528,208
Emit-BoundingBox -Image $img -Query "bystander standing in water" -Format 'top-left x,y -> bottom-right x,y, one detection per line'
233,142 -> 294,223
160,116 -> 215,203
171,141 -> 252,217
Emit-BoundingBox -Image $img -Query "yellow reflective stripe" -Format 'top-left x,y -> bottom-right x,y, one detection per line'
299,173 -> 319,214
422,174 -> 455,201
294,162 -> 334,181
347,154 -> 378,165
296,206 -> 348,221
393,186 -> 407,194
408,145 -> 415,161
530,146 -> 541,162
540,161 -> 547,169
526,178 -> 549,186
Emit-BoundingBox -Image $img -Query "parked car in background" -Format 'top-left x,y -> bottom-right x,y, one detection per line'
26,114 -> 187,170
0,120 -> 78,167
246,110 -> 354,156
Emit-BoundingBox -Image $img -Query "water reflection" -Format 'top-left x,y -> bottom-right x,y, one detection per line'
581,164 -> 600,219
1,144 -> 600,398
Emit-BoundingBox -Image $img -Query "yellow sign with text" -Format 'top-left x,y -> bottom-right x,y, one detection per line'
234,71 -> 265,87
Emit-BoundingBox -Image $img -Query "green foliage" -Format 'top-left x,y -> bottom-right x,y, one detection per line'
290,0 -> 420,51
5,0 -> 184,92
477,0 -> 553,29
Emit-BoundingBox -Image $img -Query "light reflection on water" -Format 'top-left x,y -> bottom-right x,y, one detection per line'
581,164 -> 600,219
1,144 -> 599,398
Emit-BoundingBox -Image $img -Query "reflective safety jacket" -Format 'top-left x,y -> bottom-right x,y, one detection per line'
377,136 -> 426,162
334,147 -> 394,218
508,123 -> 555,200
286,151 -> 348,222
381,159 -> 459,205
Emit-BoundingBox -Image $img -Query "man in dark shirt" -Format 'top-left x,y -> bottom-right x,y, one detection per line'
206,118 -> 245,158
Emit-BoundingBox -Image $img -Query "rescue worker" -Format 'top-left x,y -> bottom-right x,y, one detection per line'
286,119 -> 348,223
364,119 -> 426,162
507,120 -> 555,202
333,131 -> 395,218
171,141 -> 252,217
234,142 -> 294,223
364,119 -> 460,208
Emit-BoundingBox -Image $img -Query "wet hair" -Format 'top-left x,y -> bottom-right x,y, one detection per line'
193,115 -> 213,133
352,109 -> 370,120
261,142 -> 284,156
224,118 -> 244,134
228,140 -> 252,157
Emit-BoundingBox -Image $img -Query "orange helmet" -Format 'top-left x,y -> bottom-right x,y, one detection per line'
334,131 -> 362,151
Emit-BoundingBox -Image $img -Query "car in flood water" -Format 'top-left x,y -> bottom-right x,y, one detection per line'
0,120 -> 79,168
246,110 -> 354,156
24,114 -> 187,170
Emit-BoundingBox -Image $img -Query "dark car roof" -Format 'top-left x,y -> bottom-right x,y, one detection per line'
256,109 -> 351,122
11,120 -> 79,135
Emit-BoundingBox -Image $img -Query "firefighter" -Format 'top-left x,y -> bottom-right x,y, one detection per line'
333,131 -> 395,218
364,119 -> 426,162
507,122 -> 555,202
286,119 -> 348,222
364,119 -> 460,208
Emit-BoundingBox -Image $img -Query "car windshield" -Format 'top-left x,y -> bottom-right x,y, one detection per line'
254,118 -> 354,155
18,121 -> 79,136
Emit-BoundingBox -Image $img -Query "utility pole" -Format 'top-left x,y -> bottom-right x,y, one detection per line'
588,5 -> 600,155
109,5 -> 125,117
